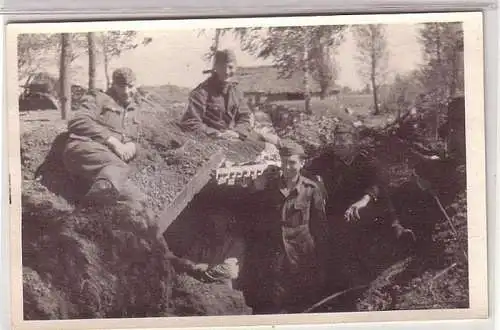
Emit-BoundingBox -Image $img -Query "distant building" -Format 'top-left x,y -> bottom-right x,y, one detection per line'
235,65 -> 341,106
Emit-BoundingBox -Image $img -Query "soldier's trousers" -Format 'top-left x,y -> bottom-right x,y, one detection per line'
62,138 -> 146,206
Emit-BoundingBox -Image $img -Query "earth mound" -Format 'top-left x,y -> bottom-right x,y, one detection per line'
20,88 -> 263,319
19,86 -> 469,318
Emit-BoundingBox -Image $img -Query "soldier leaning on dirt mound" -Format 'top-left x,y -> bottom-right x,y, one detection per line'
180,49 -> 252,141
180,49 -> 280,145
61,67 -> 151,216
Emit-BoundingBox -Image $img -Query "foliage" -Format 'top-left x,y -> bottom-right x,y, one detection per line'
17,34 -> 60,82
352,24 -> 390,115
379,70 -> 424,116
203,26 -> 346,99
417,22 -> 463,107
254,25 -> 346,97
414,22 -> 463,140
96,31 -> 153,88
17,31 -> 152,89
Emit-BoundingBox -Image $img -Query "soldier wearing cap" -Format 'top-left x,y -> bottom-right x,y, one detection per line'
242,139 -> 329,313
62,67 -> 147,210
180,49 -> 252,140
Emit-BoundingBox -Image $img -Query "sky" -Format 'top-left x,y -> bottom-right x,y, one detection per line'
34,23 -> 425,91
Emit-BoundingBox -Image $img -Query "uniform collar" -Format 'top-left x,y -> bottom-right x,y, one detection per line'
279,175 -> 305,197
106,88 -> 138,111
209,73 -> 236,94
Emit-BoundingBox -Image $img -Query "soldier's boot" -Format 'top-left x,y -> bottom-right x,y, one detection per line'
81,178 -> 120,208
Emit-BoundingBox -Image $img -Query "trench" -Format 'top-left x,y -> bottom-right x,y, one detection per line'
162,158 -> 466,314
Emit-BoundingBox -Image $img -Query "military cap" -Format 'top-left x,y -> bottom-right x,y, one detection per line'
214,49 -> 237,65
112,67 -> 136,86
278,139 -> 306,157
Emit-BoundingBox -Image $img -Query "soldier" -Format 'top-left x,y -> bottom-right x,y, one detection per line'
305,124 -> 415,239
62,67 -> 147,211
243,139 -> 329,314
304,127 -> 416,292
180,49 -> 252,140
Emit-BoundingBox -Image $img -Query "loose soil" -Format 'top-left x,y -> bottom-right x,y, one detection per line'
18,86 -> 469,319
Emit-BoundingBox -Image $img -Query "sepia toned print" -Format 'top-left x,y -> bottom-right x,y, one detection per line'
7,12 -> 487,329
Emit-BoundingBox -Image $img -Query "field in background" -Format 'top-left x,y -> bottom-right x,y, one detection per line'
271,93 -> 374,118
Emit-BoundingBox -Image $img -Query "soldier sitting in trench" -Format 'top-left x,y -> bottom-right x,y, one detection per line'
183,207 -> 246,290
62,67 -> 148,212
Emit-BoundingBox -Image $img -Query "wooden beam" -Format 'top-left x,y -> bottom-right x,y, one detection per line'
155,151 -> 225,237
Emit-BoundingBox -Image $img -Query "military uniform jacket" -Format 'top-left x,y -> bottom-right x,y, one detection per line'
305,145 -> 386,216
180,74 -> 252,137
67,89 -> 142,145
249,174 -> 329,273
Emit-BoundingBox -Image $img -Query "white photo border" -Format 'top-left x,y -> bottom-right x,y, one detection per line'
5,11 -> 488,330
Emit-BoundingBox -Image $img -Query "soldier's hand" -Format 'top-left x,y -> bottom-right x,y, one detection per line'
107,136 -> 127,159
345,194 -> 371,222
192,263 -> 209,273
122,142 -> 137,161
107,137 -> 135,162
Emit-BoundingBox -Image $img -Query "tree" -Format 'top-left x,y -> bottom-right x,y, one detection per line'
352,24 -> 389,115
246,25 -> 346,111
87,32 -> 98,90
197,26 -> 346,112
17,33 -> 60,83
418,22 -> 463,105
381,70 -> 423,118
308,26 -> 343,99
17,33 -> 91,85
98,31 -> 152,88
418,22 -> 463,139
59,33 -> 72,120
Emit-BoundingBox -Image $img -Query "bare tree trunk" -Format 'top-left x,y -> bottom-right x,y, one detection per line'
211,29 -> 221,66
87,32 -> 97,90
371,74 -> 379,115
214,29 -> 221,52
371,28 -> 380,115
303,28 -> 312,115
102,39 -> 111,89
436,25 -> 442,65
59,33 -> 71,120
435,26 -> 442,140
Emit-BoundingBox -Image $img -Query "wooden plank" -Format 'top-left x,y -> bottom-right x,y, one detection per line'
155,150 -> 225,237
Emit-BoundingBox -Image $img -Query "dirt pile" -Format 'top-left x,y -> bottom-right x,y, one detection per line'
286,107 -> 469,313
20,90 -> 264,319
22,200 -> 176,319
172,274 -> 252,316
20,86 -> 469,317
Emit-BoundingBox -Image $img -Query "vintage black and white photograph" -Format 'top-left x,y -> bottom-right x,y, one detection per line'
7,12 -> 487,329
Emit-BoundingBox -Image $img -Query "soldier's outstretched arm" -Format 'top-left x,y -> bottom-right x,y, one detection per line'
66,93 -> 114,145
180,89 -> 219,137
